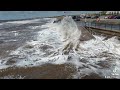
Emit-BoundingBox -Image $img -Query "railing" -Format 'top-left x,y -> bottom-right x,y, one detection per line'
78,21 -> 120,31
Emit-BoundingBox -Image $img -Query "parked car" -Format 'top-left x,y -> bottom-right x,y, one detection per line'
113,16 -> 120,19
107,15 -> 112,19
72,16 -> 77,19
91,16 -> 99,19
116,16 -> 120,19
113,16 -> 118,19
81,16 -> 85,19
104,16 -> 109,19
72,15 -> 81,21
108,15 -> 117,19
86,16 -> 91,18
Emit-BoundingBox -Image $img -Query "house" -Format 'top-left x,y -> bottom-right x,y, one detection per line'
106,11 -> 120,15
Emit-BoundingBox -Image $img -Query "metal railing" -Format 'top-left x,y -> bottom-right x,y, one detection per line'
79,21 -> 120,31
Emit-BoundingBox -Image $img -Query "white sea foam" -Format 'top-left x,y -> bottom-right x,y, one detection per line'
6,19 -> 41,24
28,26 -> 42,29
0,23 -> 3,26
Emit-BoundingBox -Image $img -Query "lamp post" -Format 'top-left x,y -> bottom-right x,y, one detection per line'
84,14 -> 86,26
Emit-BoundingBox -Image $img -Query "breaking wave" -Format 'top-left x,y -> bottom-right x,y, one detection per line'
0,16 -> 120,79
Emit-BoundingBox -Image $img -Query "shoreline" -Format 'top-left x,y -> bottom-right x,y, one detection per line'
0,15 -> 65,22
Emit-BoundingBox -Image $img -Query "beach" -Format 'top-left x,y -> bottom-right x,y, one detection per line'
0,16 -> 120,79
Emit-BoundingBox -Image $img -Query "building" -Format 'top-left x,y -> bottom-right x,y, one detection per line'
106,11 -> 120,15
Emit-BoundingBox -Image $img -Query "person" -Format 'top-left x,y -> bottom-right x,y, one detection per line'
96,17 -> 100,22
96,17 -> 100,28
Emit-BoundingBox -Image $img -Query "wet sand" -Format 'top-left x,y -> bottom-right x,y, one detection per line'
0,63 -> 104,79
0,64 -> 76,79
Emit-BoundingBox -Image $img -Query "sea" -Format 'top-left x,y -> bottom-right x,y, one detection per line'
0,11 -> 100,20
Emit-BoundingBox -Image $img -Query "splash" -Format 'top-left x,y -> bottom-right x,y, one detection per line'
55,16 -> 82,54
58,16 -> 81,41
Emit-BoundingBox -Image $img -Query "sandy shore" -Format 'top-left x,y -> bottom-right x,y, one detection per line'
0,63 -> 104,79
0,64 -> 76,79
